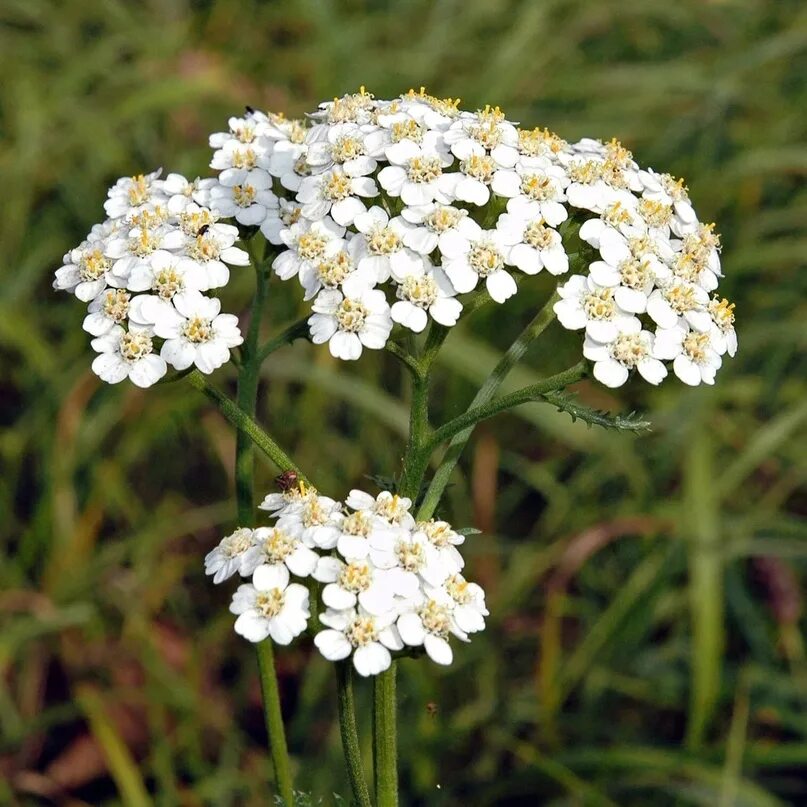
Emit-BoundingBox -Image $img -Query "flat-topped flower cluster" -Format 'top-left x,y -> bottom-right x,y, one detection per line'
54,87 -> 736,388
205,483 -> 488,677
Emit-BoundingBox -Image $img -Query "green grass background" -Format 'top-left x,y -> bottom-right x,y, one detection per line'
1,1 -> 806,804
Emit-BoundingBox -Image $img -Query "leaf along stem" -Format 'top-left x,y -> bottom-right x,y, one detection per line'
415,290 -> 561,521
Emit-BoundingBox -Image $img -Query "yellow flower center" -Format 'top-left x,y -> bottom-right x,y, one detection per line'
179,208 -> 216,236
638,198 -> 673,228
126,175 -> 150,206
445,574 -> 471,604
708,297 -> 735,330
102,289 -> 130,322
602,201 -> 634,228
222,527 -> 253,557
336,298 -> 369,333
418,520 -> 454,548
181,315 -> 213,344
346,615 -> 378,647
523,220 -> 554,249
391,119 -> 424,143
461,154 -> 496,184
399,275 -> 438,308
396,540 -> 425,572
296,231 -> 328,260
664,283 -> 698,314
419,599 -> 451,637
618,257 -> 651,290
323,172 -> 353,201
468,242 -> 504,276
119,330 -> 153,362
407,156 -> 443,183
517,127 -> 566,156
331,135 -> 366,163
232,184 -> 257,207
338,562 -> 373,594
583,288 -> 616,320
153,265 -> 184,299
262,528 -> 297,564
366,226 -> 402,255
343,510 -> 373,537
520,173 -> 556,200
424,206 -> 463,233
316,251 -> 353,287
255,588 -> 285,618
611,334 -> 648,367
187,234 -> 221,263
568,160 -> 603,184
78,248 -> 110,282
231,147 -> 257,169
683,332 -> 710,364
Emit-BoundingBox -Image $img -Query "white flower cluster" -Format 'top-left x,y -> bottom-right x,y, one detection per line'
56,87 -> 736,389
205,87 -> 736,383
205,483 -> 488,677
53,170 -> 245,386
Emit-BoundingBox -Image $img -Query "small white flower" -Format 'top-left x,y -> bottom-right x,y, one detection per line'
205,527 -> 256,583
259,483 -> 318,518
296,167 -> 378,226
646,280 -> 711,332
308,288 -> 393,361
349,206 -> 424,283
345,490 -> 416,530
653,325 -> 722,386
492,159 -> 569,227
276,493 -> 343,549
377,131 -> 454,206
369,530 -> 450,590
248,524 -> 320,578
151,290 -> 243,374
306,122 -> 378,178
432,573 -> 488,635
314,607 -> 403,677
313,556 -> 415,616
414,520 -> 465,577
391,264 -> 462,333
554,275 -> 640,342
398,203 -> 469,255
397,595 -> 465,666
443,107 -> 519,167
210,140 -> 265,187
83,288 -> 132,336
708,297 -> 738,358
209,170 -> 278,226
159,173 -> 216,214
273,217 -> 345,281
439,220 -> 517,302
104,224 -> 175,285
54,228 -> 124,301
261,199 -> 307,245
90,325 -> 167,387
496,213 -> 569,276
583,328 -> 667,388
104,169 -> 164,220
126,251 -> 206,301
169,222 -> 250,290
230,564 -> 310,645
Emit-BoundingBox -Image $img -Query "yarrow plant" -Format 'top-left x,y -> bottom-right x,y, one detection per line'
54,87 -> 736,805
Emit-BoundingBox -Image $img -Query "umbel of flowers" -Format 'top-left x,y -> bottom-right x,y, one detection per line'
55,87 -> 736,390
206,482 -> 486,676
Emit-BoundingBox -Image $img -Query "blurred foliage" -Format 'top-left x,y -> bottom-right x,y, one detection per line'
1,0 -> 806,804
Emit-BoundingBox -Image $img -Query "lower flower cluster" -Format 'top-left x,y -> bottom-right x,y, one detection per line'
205,484 -> 487,677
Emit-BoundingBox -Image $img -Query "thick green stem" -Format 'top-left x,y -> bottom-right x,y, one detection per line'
416,291 -> 560,521
373,663 -> 398,807
336,662 -> 373,807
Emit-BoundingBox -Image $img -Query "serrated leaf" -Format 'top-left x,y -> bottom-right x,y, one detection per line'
542,391 -> 652,434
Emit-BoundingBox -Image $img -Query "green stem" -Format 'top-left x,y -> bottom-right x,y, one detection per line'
256,639 -> 294,806
257,317 -> 310,363
185,370 -> 305,483
426,362 -> 586,448
373,663 -> 398,807
236,242 -> 294,806
416,291 -> 559,521
336,662 -> 373,807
